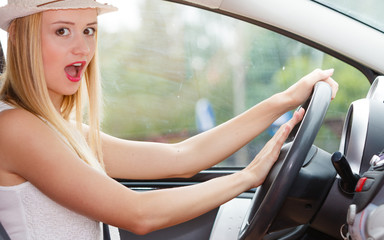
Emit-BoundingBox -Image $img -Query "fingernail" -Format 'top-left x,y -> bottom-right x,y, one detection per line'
324,68 -> 334,75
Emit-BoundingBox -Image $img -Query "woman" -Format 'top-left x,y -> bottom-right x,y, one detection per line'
0,0 -> 338,239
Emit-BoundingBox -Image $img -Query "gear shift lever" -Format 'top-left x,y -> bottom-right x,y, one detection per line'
331,151 -> 360,194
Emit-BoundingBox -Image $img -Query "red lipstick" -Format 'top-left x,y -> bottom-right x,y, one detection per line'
64,61 -> 86,82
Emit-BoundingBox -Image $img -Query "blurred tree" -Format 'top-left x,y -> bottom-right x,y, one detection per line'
98,0 -> 370,166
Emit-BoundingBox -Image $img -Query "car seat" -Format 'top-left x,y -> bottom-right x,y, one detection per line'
0,41 -> 4,74
0,222 -> 10,240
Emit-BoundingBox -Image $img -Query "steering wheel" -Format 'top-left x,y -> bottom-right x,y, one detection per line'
238,81 -> 332,240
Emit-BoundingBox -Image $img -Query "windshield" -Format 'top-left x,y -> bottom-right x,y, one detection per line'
314,0 -> 384,32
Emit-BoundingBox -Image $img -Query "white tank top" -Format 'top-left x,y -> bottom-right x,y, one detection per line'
0,182 -> 102,240
0,102 -> 102,240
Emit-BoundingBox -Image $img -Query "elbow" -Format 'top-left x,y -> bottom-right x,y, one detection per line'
169,143 -> 201,179
127,206 -> 162,235
126,221 -> 152,236
128,214 -> 154,236
168,168 -> 198,179
129,224 -> 152,236
178,170 -> 198,178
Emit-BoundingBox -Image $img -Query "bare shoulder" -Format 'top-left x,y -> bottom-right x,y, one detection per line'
0,108 -> 49,150
0,108 -> 136,226
0,108 -> 51,184
0,108 -> 77,171
0,107 -> 43,129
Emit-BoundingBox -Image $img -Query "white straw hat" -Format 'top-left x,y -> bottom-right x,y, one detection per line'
0,0 -> 118,31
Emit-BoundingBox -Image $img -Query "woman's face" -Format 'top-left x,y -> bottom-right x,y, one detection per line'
41,9 -> 98,106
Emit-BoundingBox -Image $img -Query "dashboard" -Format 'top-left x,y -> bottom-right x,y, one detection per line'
338,76 -> 384,239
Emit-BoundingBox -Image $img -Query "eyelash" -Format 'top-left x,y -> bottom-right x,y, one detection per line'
56,28 -> 70,36
84,27 -> 96,36
55,27 -> 96,36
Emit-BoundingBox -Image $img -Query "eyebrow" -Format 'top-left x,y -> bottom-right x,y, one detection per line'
51,21 -> 98,26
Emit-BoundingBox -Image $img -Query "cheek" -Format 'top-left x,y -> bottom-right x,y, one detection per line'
41,37 -> 64,74
41,37 -> 55,67
88,40 -> 97,60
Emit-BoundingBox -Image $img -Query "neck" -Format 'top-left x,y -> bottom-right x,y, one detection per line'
49,93 -> 64,113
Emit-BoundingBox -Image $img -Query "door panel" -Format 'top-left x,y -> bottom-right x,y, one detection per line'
119,208 -> 218,240
116,171 -> 253,239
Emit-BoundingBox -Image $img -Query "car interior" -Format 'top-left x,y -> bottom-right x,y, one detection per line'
1,0 -> 384,239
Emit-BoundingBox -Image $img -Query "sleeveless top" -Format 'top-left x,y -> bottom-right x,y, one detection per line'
0,102 -> 103,240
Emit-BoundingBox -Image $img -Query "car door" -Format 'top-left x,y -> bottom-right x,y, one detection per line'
95,1 -> 372,239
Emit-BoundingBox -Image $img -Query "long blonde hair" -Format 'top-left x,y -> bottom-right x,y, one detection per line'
0,12 -> 104,171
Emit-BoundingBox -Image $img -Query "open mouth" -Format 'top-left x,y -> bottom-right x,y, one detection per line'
64,61 -> 86,82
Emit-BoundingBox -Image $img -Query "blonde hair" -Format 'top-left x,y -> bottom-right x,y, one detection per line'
0,13 -> 104,171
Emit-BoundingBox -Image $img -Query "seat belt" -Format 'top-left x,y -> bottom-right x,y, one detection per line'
0,222 -> 10,240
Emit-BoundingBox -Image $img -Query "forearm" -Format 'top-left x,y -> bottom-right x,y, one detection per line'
115,95 -> 305,235
103,109 -> 302,234
173,91 -> 292,175
103,92 -> 291,179
104,69 -> 337,180
127,171 -> 251,234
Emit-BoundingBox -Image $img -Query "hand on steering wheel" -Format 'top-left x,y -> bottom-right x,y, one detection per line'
238,81 -> 332,240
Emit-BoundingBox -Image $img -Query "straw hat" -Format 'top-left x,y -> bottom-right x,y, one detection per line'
0,0 -> 118,31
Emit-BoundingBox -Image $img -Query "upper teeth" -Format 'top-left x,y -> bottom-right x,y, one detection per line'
73,63 -> 82,67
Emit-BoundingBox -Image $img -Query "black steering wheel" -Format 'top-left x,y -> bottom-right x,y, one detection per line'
238,81 -> 332,240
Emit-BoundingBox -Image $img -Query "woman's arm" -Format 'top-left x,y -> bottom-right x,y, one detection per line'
0,106 -> 302,235
102,91 -> 287,179
102,68 -> 338,179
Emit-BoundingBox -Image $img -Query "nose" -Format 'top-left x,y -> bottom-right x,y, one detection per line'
72,34 -> 92,56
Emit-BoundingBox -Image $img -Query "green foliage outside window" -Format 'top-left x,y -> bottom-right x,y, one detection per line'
98,0 -> 369,166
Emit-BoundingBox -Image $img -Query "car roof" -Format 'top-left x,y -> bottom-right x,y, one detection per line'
179,0 -> 384,78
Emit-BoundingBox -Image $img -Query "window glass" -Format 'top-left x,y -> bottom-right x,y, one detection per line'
98,0 -> 370,167
314,0 -> 384,32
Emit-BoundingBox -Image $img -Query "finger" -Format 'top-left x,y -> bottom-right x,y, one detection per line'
290,108 -> 305,126
311,69 -> 338,100
282,108 -> 305,133
246,109 -> 305,187
324,77 -> 339,100
321,68 -> 334,78
303,68 -> 333,84
271,108 -> 304,144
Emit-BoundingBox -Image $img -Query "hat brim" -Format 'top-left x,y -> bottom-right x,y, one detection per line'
0,0 -> 118,31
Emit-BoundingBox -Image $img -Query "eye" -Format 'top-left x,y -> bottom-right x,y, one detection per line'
84,27 -> 96,36
56,28 -> 70,36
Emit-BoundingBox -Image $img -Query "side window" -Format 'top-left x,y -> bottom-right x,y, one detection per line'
98,0 -> 370,167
